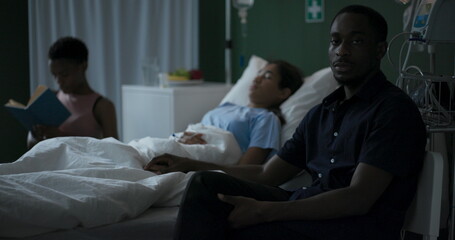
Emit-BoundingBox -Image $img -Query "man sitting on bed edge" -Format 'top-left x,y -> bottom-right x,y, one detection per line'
144,4 -> 427,240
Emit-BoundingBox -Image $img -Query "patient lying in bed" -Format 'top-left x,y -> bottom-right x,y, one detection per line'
171,60 -> 303,165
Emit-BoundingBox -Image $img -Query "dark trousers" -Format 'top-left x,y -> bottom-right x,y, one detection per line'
173,171 -> 398,240
173,171 -> 291,240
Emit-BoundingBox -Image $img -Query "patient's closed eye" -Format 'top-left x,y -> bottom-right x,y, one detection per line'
256,70 -> 273,80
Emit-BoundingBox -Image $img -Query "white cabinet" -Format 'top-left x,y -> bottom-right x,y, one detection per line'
122,83 -> 231,142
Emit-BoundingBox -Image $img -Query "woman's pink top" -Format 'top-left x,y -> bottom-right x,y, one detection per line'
57,91 -> 103,138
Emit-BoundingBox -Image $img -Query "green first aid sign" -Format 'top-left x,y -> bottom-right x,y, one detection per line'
306,0 -> 324,23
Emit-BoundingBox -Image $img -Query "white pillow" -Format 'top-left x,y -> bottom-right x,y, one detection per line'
221,55 -> 339,145
280,67 -> 339,144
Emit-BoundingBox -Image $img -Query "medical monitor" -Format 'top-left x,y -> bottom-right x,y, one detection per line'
411,0 -> 455,43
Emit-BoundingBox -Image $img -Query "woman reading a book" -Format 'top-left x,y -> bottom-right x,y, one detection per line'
27,36 -> 118,149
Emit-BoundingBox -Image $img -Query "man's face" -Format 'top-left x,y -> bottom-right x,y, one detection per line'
328,12 -> 386,87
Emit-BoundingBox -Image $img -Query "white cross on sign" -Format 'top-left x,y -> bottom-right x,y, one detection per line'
306,0 -> 324,23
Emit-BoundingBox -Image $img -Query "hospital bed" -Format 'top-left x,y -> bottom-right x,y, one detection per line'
0,55 -> 339,240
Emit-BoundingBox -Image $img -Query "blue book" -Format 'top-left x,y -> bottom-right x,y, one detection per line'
4,85 -> 71,130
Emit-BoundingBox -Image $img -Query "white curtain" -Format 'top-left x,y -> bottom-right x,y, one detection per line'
28,0 -> 199,140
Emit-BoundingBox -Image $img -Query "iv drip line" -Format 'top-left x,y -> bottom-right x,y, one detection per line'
238,8 -> 249,68
232,0 -> 254,68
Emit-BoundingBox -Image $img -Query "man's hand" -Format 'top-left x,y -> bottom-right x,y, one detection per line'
143,153 -> 193,174
177,131 -> 207,145
218,194 -> 271,229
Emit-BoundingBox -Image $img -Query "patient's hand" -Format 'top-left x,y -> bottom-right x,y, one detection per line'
143,153 -> 194,174
177,131 -> 207,145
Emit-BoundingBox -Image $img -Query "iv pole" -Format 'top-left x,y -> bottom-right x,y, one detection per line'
225,0 -> 254,85
225,0 -> 232,86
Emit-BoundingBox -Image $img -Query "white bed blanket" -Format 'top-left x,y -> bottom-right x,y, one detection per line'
0,124 -> 241,238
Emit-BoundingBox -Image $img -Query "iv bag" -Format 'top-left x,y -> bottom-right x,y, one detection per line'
232,0 -> 254,10
232,0 -> 254,24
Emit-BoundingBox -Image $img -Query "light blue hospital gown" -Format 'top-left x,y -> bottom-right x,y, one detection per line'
201,102 -> 281,156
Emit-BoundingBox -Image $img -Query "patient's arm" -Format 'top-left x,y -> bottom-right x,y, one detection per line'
176,131 -> 270,165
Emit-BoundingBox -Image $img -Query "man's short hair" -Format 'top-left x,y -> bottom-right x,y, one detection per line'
48,36 -> 88,63
331,5 -> 388,43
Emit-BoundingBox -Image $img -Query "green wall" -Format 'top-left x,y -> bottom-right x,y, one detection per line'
200,0 -> 409,83
0,0 -> 29,163
199,0 -> 226,84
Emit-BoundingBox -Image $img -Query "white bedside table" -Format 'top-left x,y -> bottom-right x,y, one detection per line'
122,83 -> 231,142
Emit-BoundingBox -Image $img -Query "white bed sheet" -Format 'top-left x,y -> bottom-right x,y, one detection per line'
17,207 -> 179,240
0,124 -> 240,238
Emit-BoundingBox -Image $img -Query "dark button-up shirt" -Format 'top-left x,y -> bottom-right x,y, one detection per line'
277,71 -> 427,237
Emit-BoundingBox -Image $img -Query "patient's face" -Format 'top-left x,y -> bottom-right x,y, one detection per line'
50,59 -> 87,93
248,64 -> 287,108
328,12 -> 382,87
